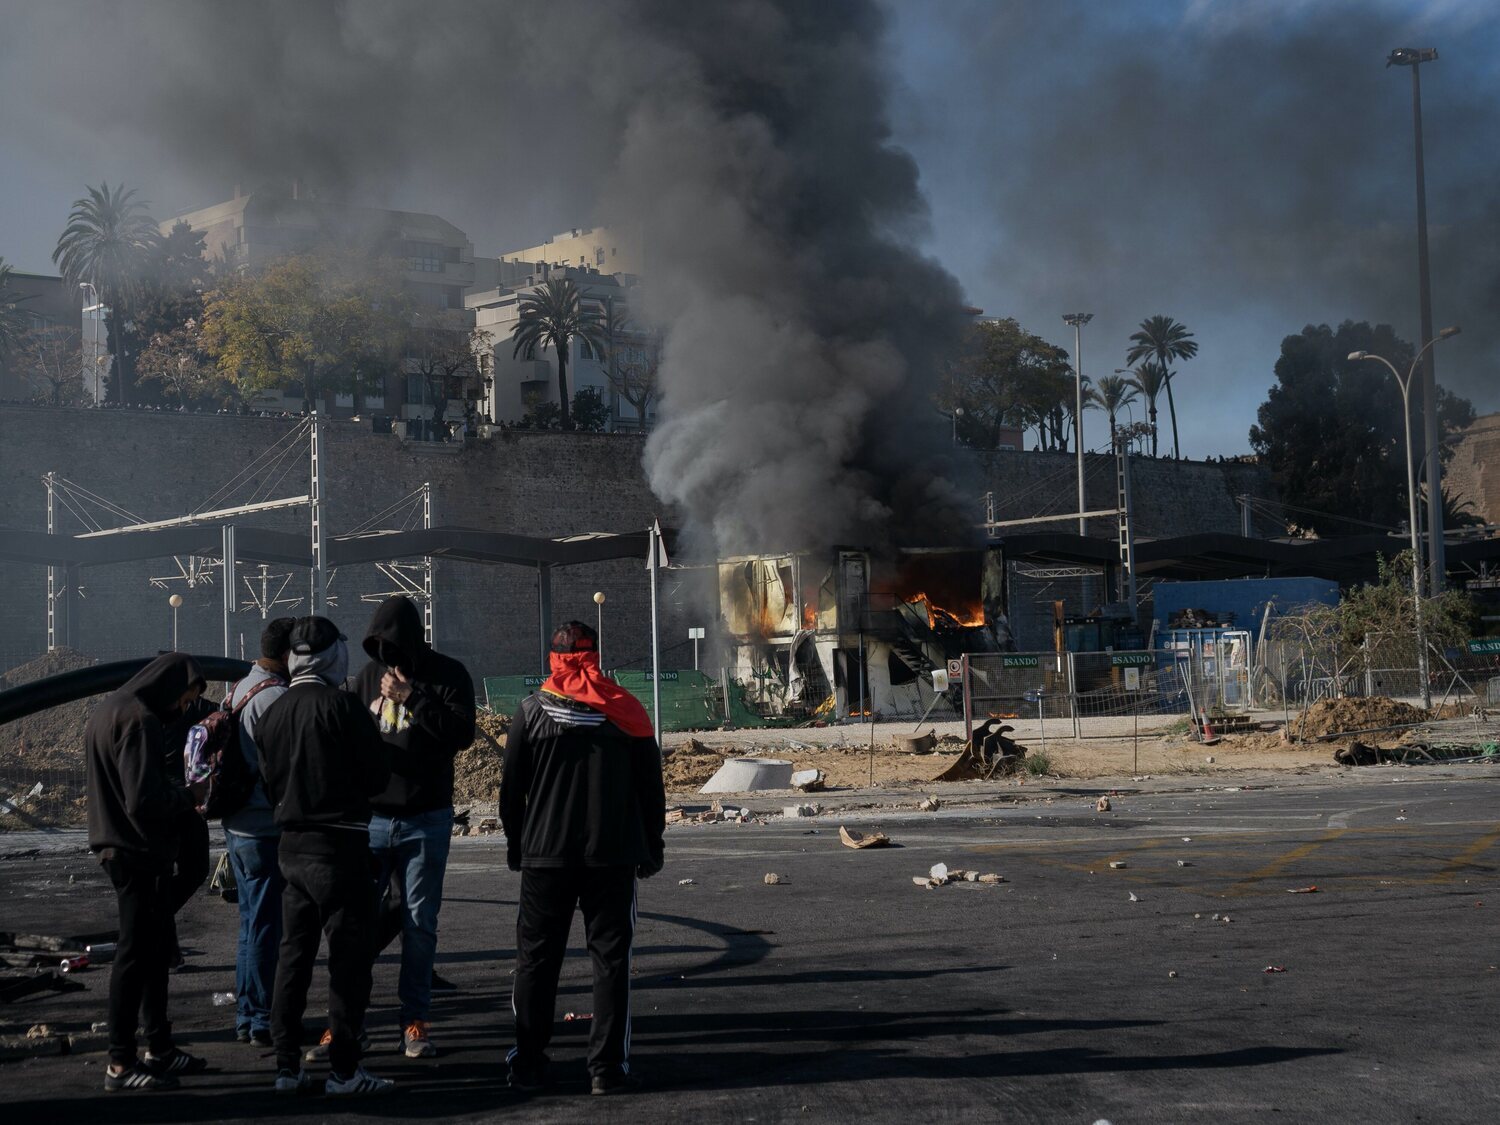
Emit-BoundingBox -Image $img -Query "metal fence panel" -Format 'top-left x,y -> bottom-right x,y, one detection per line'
1069,650 -> 1189,720
963,652 -> 1073,731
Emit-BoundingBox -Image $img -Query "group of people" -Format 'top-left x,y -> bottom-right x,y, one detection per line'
83,594 -> 666,1098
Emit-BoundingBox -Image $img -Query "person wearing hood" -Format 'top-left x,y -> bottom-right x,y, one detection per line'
501,621 -> 665,1097
85,651 -> 211,1092
348,594 -> 474,1060
221,617 -> 295,1047
254,616 -> 394,1098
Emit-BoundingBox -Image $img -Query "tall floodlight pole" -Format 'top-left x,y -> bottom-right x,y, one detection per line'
1063,313 -> 1093,535
1388,46 -> 1445,591
422,481 -> 435,644
309,413 -> 327,614
1348,324 -> 1459,711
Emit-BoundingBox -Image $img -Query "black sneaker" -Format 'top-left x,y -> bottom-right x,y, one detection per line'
590,1070 -> 640,1096
105,1061 -> 180,1092
507,1054 -> 547,1093
430,970 -> 459,994
144,1047 -> 208,1076
235,1029 -> 251,1045
250,1029 -> 274,1048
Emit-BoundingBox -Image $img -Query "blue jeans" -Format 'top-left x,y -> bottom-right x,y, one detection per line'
224,830 -> 284,1035
369,807 -> 452,1024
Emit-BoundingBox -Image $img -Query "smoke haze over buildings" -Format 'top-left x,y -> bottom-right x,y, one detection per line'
0,0 -> 1495,540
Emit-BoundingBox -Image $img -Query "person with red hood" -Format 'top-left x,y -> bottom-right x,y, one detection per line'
85,652 -> 209,1092
501,620 -> 665,1097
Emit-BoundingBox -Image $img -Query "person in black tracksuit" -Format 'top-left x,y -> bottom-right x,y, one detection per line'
501,621 -> 665,1096
85,652 -> 210,1092
255,616 -> 394,1097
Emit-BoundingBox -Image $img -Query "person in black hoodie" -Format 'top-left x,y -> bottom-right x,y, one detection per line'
501,621 -> 665,1096
85,652 -> 210,1092
350,595 -> 474,1060
255,616 -> 394,1098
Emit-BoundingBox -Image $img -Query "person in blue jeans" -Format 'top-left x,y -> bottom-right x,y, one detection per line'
222,618 -> 295,1046
352,596 -> 474,1059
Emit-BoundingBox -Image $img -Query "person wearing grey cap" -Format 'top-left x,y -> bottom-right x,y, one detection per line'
254,616 -> 393,1097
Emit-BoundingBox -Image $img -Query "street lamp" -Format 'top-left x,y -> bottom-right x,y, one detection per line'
1063,313 -> 1093,535
169,593 -> 184,650
593,591 -> 606,665
1387,45 -> 1446,589
1347,323 -> 1460,710
952,406 -> 964,446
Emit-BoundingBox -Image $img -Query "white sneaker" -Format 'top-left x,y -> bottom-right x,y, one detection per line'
273,1068 -> 315,1096
325,1066 -> 394,1097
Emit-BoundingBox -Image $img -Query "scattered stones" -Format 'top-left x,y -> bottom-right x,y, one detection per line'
763,873 -> 784,885
677,878 -> 696,887
839,826 -> 891,849
1095,796 -> 1111,812
918,795 -> 942,812
1168,971 -> 1179,979
783,804 -> 821,818
1109,861 -> 1127,869
1128,892 -> 1140,902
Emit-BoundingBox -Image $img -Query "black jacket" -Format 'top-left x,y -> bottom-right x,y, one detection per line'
353,596 -> 475,816
85,653 -> 205,867
256,679 -> 391,837
501,691 -> 666,871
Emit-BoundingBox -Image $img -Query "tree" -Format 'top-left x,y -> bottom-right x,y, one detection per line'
0,257 -> 32,360
1248,321 -> 1474,536
510,276 -> 607,431
937,317 -> 1073,450
570,387 -> 610,432
1092,373 -> 1140,450
14,324 -> 84,406
1125,315 -> 1198,460
407,323 -> 493,423
137,322 -> 227,406
1126,360 -> 1168,457
52,183 -> 160,404
200,254 -> 407,413
599,303 -> 660,427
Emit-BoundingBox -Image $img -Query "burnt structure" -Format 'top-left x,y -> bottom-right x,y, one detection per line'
717,547 -> 1011,719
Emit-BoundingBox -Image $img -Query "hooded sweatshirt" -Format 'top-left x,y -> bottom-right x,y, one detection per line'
352,596 -> 475,816
86,652 -> 206,867
256,639 -> 390,843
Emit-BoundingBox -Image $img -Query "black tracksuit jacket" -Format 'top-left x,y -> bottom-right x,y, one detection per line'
353,595 -> 476,817
501,691 -> 666,871
256,680 -> 391,838
85,653 -> 205,868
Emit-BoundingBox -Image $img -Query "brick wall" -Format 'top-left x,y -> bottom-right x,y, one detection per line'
1446,412 -> 1500,527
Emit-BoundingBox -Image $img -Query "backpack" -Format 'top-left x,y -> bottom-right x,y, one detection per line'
183,676 -> 285,819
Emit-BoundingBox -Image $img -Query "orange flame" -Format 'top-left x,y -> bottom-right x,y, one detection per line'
904,591 -> 984,629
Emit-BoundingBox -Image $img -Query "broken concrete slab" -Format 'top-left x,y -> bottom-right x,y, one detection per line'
699,757 -> 794,794
790,768 -> 826,792
839,826 -> 891,849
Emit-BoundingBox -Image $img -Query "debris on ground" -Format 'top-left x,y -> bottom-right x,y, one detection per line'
918,795 -> 941,812
677,878 -> 695,887
783,804 -> 821,818
931,719 -> 1028,782
913,864 -> 1004,888
563,1012 -> 593,1022
791,768 -> 826,792
663,737 -> 727,790
450,709 -> 508,804
665,807 -> 685,824
1109,861 -> 1127,869
1168,971 -> 1179,978
899,732 -> 937,755
1095,796 -> 1111,812
1128,892 -> 1140,902
763,873 -> 784,885
1287,885 -> 1319,894
1263,965 -> 1287,974
839,826 -> 891,850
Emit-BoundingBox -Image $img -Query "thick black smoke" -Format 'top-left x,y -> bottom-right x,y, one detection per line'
0,0 -> 978,555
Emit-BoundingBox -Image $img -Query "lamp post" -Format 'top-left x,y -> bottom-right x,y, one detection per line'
1063,313 -> 1093,534
169,593 -> 183,650
593,591 -> 606,666
1348,323 -> 1460,711
1387,46 -> 1446,590
951,406 -> 964,446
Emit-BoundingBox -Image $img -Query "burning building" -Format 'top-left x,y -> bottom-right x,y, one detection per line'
718,547 -> 1012,720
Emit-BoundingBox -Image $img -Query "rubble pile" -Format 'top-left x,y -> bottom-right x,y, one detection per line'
663,737 -> 726,791
451,710 -> 508,804
1296,697 -> 1427,740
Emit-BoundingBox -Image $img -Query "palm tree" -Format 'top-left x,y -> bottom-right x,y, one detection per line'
0,257 -> 32,360
1126,361 -> 1168,457
1125,315 -> 1198,460
52,183 -> 159,404
510,276 -> 607,430
1093,374 -> 1139,450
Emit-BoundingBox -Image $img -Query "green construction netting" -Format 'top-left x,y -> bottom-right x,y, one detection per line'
481,670 -> 798,732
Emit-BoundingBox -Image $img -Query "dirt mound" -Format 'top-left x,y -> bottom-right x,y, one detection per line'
0,647 -> 96,688
451,710 -> 508,804
1295,697 -> 1427,740
664,738 -> 725,792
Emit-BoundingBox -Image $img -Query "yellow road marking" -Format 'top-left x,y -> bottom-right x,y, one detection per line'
1428,826 -> 1500,885
1223,830 -> 1348,898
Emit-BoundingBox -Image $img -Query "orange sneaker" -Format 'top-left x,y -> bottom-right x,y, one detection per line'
303,1026 -> 371,1062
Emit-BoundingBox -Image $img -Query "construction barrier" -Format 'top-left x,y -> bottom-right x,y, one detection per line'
482,669 -> 799,734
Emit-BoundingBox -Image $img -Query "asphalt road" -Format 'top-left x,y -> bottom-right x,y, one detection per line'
3,767 -> 1500,1123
